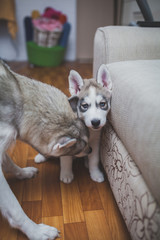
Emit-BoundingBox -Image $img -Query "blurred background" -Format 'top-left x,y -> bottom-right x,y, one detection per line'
0,0 -> 159,63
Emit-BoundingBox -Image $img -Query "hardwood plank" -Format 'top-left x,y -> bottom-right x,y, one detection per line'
42,216 -> 64,240
42,159 -> 63,217
22,160 -> 42,201
21,199 -> 41,222
97,180 -> 131,240
7,177 -> 24,204
61,180 -> 84,223
17,201 -> 42,240
27,145 -> 38,161
6,141 -> 28,203
64,222 -> 89,240
75,158 -> 103,211
11,141 -> 28,168
85,210 -> 113,240
0,214 -> 18,240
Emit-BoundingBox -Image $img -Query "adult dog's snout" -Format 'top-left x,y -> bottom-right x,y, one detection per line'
75,145 -> 92,157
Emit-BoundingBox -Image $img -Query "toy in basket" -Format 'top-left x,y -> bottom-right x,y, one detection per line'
33,17 -> 63,47
24,7 -> 71,67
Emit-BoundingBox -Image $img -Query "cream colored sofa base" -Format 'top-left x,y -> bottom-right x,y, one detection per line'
101,123 -> 160,240
106,60 -> 160,204
93,26 -> 160,240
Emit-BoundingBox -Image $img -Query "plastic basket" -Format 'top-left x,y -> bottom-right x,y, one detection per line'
27,41 -> 65,67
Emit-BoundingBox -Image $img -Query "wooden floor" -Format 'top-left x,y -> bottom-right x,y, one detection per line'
0,62 -> 131,240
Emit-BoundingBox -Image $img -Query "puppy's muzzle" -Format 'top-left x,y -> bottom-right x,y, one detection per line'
91,119 -> 100,128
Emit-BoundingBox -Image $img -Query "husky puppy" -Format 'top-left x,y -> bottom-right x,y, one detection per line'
0,61 -> 91,240
35,65 -> 112,184
61,64 -> 112,183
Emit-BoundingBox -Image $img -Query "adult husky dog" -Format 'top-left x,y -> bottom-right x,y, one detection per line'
0,61 -> 91,240
35,65 -> 112,183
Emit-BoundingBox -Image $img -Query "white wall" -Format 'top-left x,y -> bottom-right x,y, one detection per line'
0,0 -> 77,61
77,0 -> 114,61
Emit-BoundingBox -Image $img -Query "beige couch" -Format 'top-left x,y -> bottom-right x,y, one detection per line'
93,26 -> 160,240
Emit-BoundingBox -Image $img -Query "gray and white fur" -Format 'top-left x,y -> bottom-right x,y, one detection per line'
36,65 -> 112,184
0,60 -> 91,240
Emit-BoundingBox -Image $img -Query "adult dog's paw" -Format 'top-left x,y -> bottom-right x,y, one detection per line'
34,154 -> 46,163
28,223 -> 60,240
16,167 -> 38,179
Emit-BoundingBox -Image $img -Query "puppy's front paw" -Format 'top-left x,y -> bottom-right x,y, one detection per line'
16,167 -> 38,179
90,169 -> 104,183
60,172 -> 74,184
35,154 -> 46,163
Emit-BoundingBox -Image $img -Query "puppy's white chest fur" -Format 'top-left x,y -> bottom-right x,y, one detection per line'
88,128 -> 101,148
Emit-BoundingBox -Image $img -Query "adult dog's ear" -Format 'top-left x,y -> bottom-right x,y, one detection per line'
69,70 -> 84,95
97,64 -> 112,93
52,137 -> 77,155
68,96 -> 79,112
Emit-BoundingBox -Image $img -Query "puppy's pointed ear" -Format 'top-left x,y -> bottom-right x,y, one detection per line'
52,137 -> 77,154
69,70 -> 84,95
68,96 -> 79,112
97,64 -> 112,92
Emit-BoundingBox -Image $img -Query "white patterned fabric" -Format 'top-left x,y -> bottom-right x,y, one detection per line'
93,26 -> 160,240
101,123 -> 160,240
106,60 -> 160,205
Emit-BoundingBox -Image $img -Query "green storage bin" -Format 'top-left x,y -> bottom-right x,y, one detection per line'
27,41 -> 65,67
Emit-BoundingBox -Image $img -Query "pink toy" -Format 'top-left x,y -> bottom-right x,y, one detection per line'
42,7 -> 67,24
42,7 -> 61,20
32,17 -> 63,32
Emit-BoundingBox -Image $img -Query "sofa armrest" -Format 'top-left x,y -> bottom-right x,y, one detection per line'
93,26 -> 160,77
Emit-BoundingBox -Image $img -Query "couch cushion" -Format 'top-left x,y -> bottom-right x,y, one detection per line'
107,60 -> 160,204
93,26 -> 160,78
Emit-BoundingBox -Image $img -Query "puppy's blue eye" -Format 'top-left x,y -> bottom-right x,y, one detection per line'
81,103 -> 88,110
100,101 -> 107,109
81,103 -> 89,112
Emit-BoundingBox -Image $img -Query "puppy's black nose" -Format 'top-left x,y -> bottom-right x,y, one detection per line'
91,119 -> 100,128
